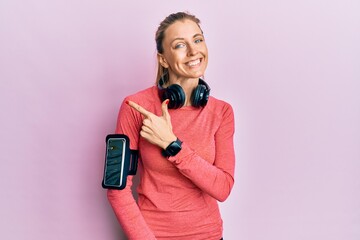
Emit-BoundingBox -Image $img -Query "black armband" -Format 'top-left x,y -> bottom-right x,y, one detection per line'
162,138 -> 182,157
102,134 -> 138,190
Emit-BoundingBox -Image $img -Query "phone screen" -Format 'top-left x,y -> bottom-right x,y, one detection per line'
103,138 -> 127,187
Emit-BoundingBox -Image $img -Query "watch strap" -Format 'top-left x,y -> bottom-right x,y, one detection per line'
162,138 -> 182,157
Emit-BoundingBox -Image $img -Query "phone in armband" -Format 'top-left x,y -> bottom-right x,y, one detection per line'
102,134 -> 138,190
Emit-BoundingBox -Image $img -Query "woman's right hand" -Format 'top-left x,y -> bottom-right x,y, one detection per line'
126,99 -> 177,149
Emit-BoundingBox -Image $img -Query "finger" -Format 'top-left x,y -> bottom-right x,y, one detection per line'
140,130 -> 152,141
127,100 -> 152,117
141,125 -> 153,134
142,118 -> 151,126
161,99 -> 171,121
139,131 -> 159,146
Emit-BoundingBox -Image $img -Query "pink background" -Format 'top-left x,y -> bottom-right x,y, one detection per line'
1,1 -> 359,239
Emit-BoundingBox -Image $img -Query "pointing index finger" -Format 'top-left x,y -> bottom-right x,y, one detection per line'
126,100 -> 151,117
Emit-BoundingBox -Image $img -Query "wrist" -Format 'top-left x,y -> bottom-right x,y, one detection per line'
162,138 -> 182,157
162,136 -> 177,150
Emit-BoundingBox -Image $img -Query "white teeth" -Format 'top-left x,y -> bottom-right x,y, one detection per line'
188,59 -> 200,66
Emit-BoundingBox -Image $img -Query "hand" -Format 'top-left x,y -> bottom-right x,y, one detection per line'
126,99 -> 177,149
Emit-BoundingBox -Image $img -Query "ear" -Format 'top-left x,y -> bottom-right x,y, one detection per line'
157,53 -> 169,68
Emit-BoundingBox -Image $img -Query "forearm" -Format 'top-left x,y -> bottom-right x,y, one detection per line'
167,142 -> 235,202
107,188 -> 156,239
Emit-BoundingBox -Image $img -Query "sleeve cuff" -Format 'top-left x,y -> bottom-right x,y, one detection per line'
167,142 -> 194,165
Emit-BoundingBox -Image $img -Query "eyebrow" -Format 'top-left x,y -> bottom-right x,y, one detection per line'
170,33 -> 204,44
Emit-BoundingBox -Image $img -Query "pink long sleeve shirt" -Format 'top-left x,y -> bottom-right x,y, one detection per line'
107,86 -> 235,240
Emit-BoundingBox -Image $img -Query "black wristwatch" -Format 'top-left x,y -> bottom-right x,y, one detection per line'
162,138 -> 182,157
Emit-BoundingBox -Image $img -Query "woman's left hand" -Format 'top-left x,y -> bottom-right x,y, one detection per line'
126,99 -> 177,149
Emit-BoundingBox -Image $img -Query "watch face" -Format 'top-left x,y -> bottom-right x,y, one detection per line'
163,139 -> 182,157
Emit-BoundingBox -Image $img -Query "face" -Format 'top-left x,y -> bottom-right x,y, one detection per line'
158,19 -> 208,83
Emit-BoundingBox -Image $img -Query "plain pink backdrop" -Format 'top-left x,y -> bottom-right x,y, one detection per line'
1,0 -> 359,239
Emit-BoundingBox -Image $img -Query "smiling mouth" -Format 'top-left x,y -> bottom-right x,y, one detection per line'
187,58 -> 201,67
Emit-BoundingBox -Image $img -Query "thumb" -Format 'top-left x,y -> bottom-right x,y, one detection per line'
161,99 -> 170,121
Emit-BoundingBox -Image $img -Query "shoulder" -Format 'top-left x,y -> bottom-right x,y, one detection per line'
206,96 -> 235,133
206,96 -> 234,116
123,86 -> 160,109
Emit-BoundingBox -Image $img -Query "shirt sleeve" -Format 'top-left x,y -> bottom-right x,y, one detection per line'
106,98 -> 156,240
167,103 -> 235,202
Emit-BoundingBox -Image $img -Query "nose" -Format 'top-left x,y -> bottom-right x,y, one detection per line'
187,43 -> 198,56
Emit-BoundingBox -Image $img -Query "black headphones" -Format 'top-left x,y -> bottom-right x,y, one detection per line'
158,77 -> 211,109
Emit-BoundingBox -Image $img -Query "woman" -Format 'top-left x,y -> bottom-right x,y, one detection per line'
107,12 -> 235,240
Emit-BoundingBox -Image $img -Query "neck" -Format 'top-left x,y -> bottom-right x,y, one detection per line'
167,77 -> 199,106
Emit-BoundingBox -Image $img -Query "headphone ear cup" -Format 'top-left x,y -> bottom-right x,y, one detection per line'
191,84 -> 206,107
161,84 -> 185,109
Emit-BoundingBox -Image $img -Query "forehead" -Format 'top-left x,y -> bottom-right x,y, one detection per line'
164,19 -> 202,41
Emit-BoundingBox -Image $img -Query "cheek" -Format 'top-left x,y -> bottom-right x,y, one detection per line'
169,53 -> 186,66
202,45 -> 208,55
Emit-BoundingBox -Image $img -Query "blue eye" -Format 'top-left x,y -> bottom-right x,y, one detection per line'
194,38 -> 203,44
175,43 -> 186,49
